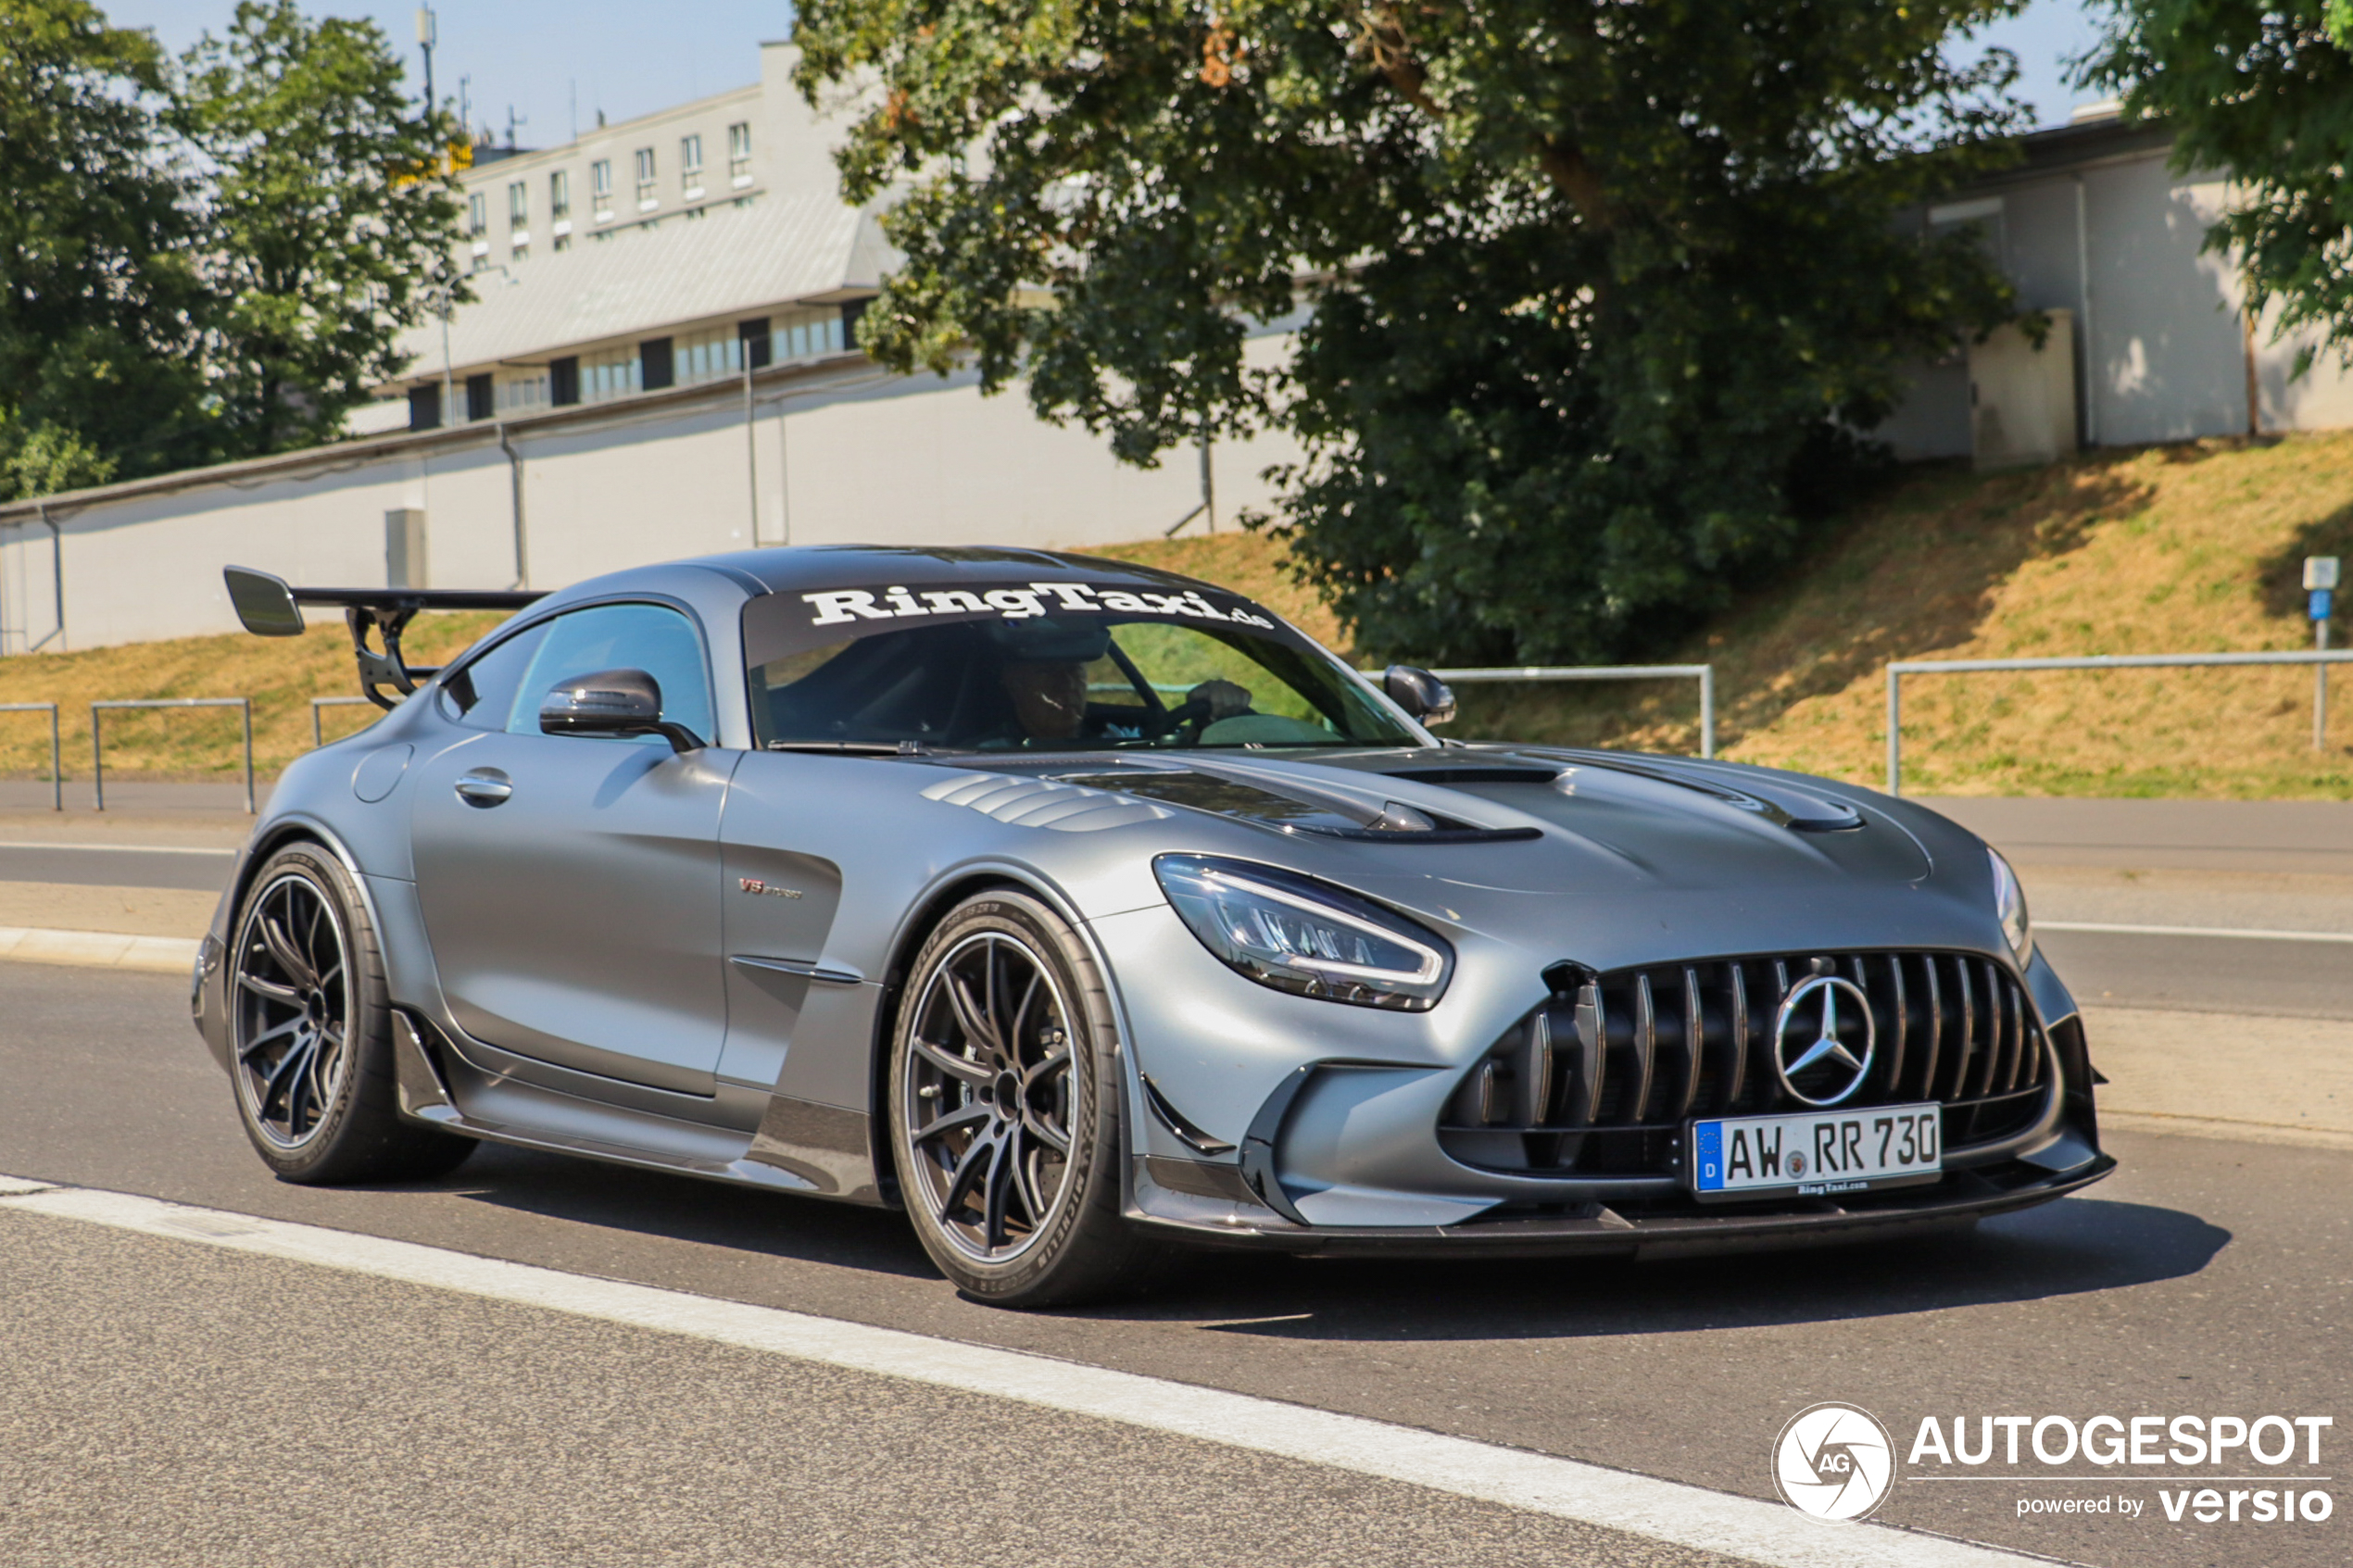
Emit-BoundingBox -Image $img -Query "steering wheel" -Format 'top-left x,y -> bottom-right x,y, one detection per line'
1160,695 -> 1215,746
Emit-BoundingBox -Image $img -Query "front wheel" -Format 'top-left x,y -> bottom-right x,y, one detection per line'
888,889 -> 1167,1306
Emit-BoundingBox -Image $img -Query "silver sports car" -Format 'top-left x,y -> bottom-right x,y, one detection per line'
195,547 -> 2111,1305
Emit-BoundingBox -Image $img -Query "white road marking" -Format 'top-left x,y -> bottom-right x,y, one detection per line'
0,841 -> 237,856
0,1176 -> 2044,1568
2039,919 -> 2353,944
0,927 -> 198,973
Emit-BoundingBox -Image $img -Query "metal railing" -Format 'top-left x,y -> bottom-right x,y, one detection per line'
1430,664 -> 1716,759
1884,649 -> 2353,796
92,697 -> 254,813
310,695 -> 378,748
0,702 -> 61,811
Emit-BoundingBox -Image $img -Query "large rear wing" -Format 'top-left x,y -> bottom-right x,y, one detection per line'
224,566 -> 546,709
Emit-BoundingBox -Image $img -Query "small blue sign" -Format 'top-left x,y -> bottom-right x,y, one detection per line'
2313,589 -> 2335,622
1693,1121 -> 1724,1191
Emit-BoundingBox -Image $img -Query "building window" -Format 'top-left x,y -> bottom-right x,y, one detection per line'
728,121 -> 750,184
465,372 -> 494,423
591,158 -> 613,220
673,323 -> 746,387
582,345 -> 639,402
468,192 -> 487,237
739,318 -> 772,370
495,370 -> 548,414
772,306 -> 847,363
553,234 -> 572,253
680,133 -> 703,197
549,356 -> 580,407
549,169 -> 570,220
408,383 -> 442,431
507,181 -> 527,227
640,336 -> 674,391
635,147 -> 656,208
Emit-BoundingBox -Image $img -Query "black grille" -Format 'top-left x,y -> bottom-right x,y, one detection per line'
1440,950 -> 2051,1177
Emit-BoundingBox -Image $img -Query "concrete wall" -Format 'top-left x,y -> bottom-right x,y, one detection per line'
0,358 -> 1302,655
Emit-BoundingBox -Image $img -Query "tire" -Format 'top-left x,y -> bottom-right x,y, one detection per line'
225,842 -> 475,1185
887,889 -> 1167,1307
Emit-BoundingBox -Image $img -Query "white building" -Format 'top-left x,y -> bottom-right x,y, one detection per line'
3,61 -> 2351,655
1884,105 -> 2353,465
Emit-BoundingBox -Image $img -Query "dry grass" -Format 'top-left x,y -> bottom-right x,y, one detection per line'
1113,437 -> 2353,798
14,433 -> 2353,796
0,613 -> 507,783
1084,532 -> 1353,654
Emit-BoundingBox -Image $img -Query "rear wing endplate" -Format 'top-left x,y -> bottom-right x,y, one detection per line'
224,566 -> 546,710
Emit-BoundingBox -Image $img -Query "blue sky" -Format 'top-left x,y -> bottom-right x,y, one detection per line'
111,0 -> 2110,151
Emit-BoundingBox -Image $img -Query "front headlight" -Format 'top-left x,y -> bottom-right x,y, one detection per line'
1153,854 -> 1453,1010
1989,847 -> 2032,962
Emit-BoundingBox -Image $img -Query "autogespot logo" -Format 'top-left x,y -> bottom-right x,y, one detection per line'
1774,1402 -> 1897,1522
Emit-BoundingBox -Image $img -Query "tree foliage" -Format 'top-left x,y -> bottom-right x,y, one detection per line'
0,0 -> 460,500
2085,3 -> 2353,378
179,1 -> 466,457
795,1 -> 2032,662
0,0 -> 208,496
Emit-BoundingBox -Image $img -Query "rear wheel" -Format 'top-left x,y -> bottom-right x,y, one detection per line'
888,890 -> 1167,1307
227,843 -> 474,1184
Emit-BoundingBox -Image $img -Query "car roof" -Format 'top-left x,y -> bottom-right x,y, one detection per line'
685,545 -> 1227,600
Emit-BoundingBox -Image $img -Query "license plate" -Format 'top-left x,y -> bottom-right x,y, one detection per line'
1688,1103 -> 1943,1201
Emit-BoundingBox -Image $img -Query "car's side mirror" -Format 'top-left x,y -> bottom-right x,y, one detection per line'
1382,665 -> 1457,727
223,566 -> 307,636
538,668 -> 704,752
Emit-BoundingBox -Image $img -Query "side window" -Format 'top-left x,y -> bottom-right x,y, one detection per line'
438,621 -> 549,731
508,602 -> 716,743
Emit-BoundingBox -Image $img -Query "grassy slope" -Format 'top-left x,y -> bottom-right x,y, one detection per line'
0,613 -> 507,783
1115,433 -> 2353,798
12,432 -> 2353,795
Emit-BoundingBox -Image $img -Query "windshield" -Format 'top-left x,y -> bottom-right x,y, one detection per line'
741,582 -> 1416,753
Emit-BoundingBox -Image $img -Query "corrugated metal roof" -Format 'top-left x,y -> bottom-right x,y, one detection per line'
395,191 -> 880,377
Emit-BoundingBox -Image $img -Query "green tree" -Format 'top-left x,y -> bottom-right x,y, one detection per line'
0,0 -> 209,500
177,0 -> 465,457
2085,4 -> 2353,378
795,2 -> 2030,663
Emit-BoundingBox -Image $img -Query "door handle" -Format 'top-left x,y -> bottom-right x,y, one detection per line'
455,768 -> 512,808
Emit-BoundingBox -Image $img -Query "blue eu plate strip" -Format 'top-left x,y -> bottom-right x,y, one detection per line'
1692,1121 -> 1724,1192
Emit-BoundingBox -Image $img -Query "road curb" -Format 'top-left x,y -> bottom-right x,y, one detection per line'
0,925 -> 198,974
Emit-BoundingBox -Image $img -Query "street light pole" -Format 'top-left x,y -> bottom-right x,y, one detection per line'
416,6 -> 435,118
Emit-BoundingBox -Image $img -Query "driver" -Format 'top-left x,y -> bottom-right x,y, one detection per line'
991,620 -> 1252,743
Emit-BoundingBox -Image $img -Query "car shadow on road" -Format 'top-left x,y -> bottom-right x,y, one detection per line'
1111,1197 -> 2230,1341
425,1141 -> 942,1281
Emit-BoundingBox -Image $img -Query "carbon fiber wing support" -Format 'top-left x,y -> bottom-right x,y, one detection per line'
223,566 -> 546,710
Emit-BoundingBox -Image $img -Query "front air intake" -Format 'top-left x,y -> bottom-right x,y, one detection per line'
1440,950 -> 2049,1177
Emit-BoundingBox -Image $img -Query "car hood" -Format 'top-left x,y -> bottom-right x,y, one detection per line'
1034,745 -> 1932,892
995,742 -> 2019,971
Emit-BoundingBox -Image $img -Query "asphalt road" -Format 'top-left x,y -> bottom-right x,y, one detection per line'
0,961 -> 2344,1568
2039,928 -> 2353,1019
0,843 -> 234,893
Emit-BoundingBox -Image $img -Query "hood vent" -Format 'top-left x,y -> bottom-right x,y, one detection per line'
1049,768 -> 1539,845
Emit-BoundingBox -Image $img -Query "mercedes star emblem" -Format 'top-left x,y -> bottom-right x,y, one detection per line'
1771,973 -> 1877,1107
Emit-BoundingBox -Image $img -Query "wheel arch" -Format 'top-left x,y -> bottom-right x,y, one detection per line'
864,863 -> 1139,1212
229,815 -> 390,947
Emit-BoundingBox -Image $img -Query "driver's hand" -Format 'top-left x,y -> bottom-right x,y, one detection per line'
1188,679 -> 1252,721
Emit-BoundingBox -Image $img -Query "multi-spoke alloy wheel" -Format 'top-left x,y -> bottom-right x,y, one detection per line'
889,891 -> 1169,1305
901,931 -> 1080,1261
233,871 -> 355,1150
223,844 -> 474,1184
